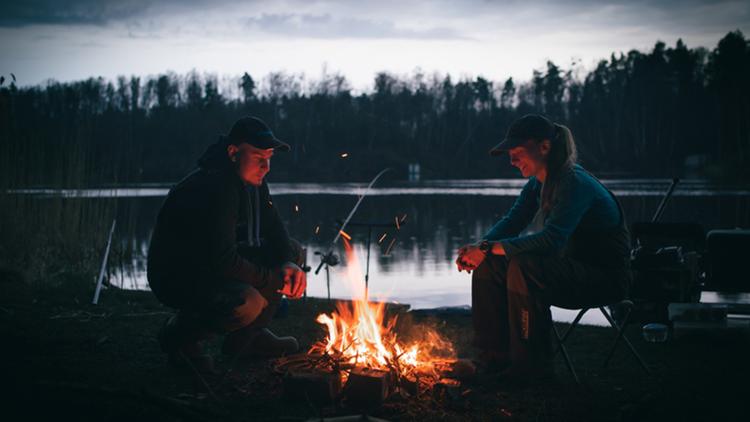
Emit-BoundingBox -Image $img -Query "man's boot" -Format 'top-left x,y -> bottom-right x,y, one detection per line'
222,326 -> 299,359
158,314 -> 216,375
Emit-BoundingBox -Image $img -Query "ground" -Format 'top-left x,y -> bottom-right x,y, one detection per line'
1,272 -> 748,421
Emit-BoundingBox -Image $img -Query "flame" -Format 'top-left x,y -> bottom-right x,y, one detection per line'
310,237 -> 455,381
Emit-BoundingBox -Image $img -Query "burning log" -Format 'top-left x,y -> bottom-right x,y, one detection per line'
276,232 -> 460,409
433,378 -> 465,407
282,370 -> 341,405
343,367 -> 389,408
398,375 -> 420,396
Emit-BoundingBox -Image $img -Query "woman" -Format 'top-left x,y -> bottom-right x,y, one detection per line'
456,114 -> 631,379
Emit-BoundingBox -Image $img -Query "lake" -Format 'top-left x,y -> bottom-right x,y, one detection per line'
16,178 -> 750,325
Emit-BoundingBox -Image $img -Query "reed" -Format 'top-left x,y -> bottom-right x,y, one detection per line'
0,82 -> 117,283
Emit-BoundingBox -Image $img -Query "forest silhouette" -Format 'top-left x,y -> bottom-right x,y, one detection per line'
1,31 -> 749,189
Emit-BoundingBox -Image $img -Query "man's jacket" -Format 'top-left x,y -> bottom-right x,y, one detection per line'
147,139 -> 294,307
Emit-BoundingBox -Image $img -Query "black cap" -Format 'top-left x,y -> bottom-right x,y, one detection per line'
489,114 -> 556,156
227,116 -> 290,151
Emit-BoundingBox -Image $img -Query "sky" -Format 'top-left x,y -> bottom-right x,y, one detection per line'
1,0 -> 749,91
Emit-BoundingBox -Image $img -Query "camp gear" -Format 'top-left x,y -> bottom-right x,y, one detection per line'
705,229 -> 750,292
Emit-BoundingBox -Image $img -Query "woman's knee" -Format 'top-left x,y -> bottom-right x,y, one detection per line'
472,255 -> 510,296
506,254 -> 542,293
474,254 -> 508,279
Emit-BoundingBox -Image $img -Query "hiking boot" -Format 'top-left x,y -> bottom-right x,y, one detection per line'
222,327 -> 299,359
158,315 -> 216,375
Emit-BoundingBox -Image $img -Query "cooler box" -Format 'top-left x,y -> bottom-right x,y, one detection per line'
705,229 -> 750,293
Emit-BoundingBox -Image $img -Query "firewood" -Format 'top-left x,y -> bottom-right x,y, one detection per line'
283,370 -> 341,405
399,375 -> 419,396
343,367 -> 389,408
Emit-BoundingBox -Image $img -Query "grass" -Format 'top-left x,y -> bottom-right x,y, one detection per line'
2,271 -> 749,421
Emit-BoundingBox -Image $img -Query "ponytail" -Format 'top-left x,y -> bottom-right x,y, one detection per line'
541,123 -> 578,214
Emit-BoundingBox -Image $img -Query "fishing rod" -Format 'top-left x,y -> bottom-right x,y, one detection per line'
334,217 -> 408,293
652,177 -> 680,222
315,168 -> 391,275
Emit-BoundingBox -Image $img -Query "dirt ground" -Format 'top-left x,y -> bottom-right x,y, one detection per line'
1,272 -> 748,421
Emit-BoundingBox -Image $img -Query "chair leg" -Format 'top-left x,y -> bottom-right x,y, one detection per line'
552,323 -> 580,384
553,308 -> 587,357
600,306 -> 650,374
561,308 -> 589,343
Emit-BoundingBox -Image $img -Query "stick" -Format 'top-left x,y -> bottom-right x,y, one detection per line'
92,218 -> 116,305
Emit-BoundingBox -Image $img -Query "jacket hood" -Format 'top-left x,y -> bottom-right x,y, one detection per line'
197,136 -> 232,171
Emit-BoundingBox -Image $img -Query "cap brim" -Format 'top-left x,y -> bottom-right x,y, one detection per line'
253,137 -> 291,152
488,137 -> 523,156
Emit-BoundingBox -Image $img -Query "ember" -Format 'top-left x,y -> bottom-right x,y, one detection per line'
276,234 -> 459,406
297,237 -> 457,400
384,237 -> 397,256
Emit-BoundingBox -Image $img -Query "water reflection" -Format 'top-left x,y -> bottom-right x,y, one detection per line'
28,180 -> 750,325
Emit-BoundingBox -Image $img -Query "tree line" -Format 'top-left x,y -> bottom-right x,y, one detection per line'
1,31 -> 749,188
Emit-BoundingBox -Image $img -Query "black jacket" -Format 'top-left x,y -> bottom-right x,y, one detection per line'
147,139 -> 293,307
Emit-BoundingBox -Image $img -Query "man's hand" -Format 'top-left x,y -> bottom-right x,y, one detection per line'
277,262 -> 307,299
455,243 -> 487,273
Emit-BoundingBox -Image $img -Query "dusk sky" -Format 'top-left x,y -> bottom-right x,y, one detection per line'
2,0 -> 749,91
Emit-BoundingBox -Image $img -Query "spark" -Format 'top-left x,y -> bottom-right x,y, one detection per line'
384,238 -> 397,256
378,232 -> 388,244
294,204 -> 300,212
339,230 -> 352,241
314,225 -> 320,235
395,216 -> 400,230
340,152 -> 349,158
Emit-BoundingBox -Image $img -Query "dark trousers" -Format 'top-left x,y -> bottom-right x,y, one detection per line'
472,254 -> 627,368
164,239 -> 304,345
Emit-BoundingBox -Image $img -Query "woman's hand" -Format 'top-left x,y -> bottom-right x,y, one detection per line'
455,243 -> 487,273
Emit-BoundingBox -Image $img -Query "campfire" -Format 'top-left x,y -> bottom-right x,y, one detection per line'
275,237 -> 460,406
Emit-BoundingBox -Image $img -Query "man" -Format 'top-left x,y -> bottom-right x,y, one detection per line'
147,116 -> 307,372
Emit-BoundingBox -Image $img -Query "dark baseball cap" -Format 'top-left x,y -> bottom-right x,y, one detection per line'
227,116 -> 290,151
489,114 -> 556,156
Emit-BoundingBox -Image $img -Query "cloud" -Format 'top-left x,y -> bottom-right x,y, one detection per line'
2,0 -> 747,44
243,13 -> 467,40
0,0 -> 158,26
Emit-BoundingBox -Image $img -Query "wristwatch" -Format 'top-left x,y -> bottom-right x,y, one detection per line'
479,240 -> 491,254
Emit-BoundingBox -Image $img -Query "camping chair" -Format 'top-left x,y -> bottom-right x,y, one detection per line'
552,299 -> 650,384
